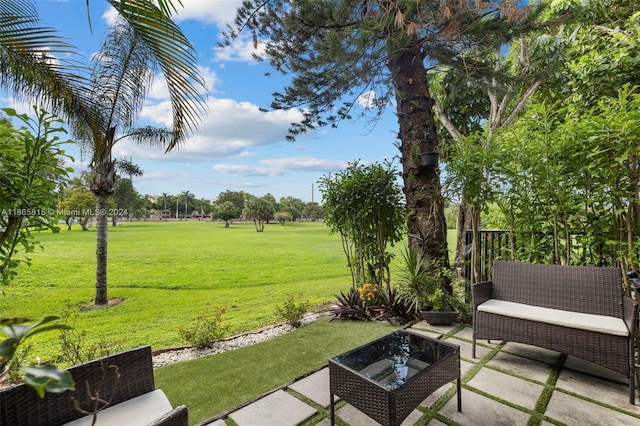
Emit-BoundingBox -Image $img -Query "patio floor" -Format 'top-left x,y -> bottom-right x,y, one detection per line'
200,321 -> 640,426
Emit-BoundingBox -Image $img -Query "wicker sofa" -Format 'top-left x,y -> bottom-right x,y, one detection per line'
0,345 -> 187,426
472,260 -> 638,404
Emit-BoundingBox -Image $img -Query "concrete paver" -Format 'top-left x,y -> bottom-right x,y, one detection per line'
556,367 -> 640,413
449,335 -> 491,361
335,403 -> 423,426
437,388 -> 530,426
467,366 -> 544,410
209,324 -> 640,426
486,350 -> 553,383
228,390 -> 316,426
545,390 -> 640,425
288,367 -> 331,407
501,342 -> 561,365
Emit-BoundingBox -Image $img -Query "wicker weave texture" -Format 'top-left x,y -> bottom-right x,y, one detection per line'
473,260 -> 638,404
0,345 -> 187,426
330,336 -> 460,426
491,260 -> 622,317
475,311 -> 630,375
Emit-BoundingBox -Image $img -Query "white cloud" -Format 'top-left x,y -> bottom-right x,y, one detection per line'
102,6 -> 119,26
357,90 -> 377,109
171,0 -> 244,27
213,164 -> 278,177
115,97 -> 304,161
214,36 -> 266,63
101,0 -> 243,28
214,157 -> 348,177
147,66 -> 218,101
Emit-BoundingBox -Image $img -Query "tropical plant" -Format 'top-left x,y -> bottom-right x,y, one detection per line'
370,285 -> 415,324
319,161 -> 405,287
243,197 -> 274,232
0,108 -> 73,284
396,245 -> 454,312
2,0 -> 206,307
328,288 -> 370,322
1,316 -> 74,397
74,7 -> 206,305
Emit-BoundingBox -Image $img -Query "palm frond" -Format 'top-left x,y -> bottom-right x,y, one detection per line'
107,0 -> 207,151
122,125 -> 173,148
0,0 -> 96,128
91,19 -> 156,134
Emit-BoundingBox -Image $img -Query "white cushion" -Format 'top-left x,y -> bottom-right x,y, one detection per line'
477,299 -> 629,337
63,389 -> 173,426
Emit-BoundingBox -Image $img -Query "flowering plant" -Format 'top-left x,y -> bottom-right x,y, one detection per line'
358,283 -> 380,302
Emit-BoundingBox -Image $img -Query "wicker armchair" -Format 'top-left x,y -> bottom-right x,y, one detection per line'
0,346 -> 187,426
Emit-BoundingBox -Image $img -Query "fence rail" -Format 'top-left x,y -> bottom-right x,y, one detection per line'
463,230 -> 612,282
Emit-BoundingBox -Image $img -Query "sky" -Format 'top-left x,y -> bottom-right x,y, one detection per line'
5,0 -> 403,203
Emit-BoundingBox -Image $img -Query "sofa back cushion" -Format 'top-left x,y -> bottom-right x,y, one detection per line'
491,260 -> 623,317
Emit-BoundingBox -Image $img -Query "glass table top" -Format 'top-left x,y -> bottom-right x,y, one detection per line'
331,330 -> 457,390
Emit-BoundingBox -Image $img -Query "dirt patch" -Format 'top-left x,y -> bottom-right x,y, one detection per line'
78,298 -> 125,311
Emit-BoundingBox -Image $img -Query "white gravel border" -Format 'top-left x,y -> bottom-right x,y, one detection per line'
152,313 -> 323,368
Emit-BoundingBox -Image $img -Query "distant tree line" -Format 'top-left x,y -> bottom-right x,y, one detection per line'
57,178 -> 324,231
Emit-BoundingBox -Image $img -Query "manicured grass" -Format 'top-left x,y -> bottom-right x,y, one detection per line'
1,220 -> 456,362
1,221 -> 352,360
154,317 -> 398,425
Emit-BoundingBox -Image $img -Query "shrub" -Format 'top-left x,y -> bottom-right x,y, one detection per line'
58,305 -> 120,366
328,287 -> 371,321
178,304 -> 227,349
275,293 -> 309,328
370,285 -> 415,324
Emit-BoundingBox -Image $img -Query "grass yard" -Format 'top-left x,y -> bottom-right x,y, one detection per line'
155,317 -> 399,424
1,220 -> 456,363
2,221 -> 353,360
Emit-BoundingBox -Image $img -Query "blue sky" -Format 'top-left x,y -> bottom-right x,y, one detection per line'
6,1 -> 402,203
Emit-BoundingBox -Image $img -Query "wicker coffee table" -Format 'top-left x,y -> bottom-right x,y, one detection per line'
329,330 -> 461,426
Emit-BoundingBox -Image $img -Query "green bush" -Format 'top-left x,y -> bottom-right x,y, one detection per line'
275,293 -> 309,328
178,305 -> 227,349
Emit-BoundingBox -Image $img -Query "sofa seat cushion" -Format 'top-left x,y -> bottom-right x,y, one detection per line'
477,299 -> 629,337
63,389 -> 173,426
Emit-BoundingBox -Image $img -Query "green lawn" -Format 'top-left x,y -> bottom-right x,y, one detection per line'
2,220 -> 456,361
2,221 -> 352,360
156,317 -> 398,424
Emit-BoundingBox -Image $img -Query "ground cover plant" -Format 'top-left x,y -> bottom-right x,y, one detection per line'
0,221 -> 354,362
154,316 -> 399,424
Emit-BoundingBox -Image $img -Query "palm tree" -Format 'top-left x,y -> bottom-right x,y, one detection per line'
79,10 -> 206,305
159,192 -> 172,220
180,190 -> 194,219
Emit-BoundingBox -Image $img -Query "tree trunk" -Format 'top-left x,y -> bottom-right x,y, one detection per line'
454,203 -> 472,275
95,193 -> 109,305
388,36 -> 450,289
91,135 -> 115,306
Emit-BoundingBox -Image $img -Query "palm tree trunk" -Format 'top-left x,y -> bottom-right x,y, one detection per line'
95,193 -> 109,305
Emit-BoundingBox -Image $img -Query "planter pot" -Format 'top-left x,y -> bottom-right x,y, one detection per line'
419,309 -> 459,325
419,152 -> 439,167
